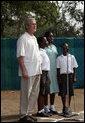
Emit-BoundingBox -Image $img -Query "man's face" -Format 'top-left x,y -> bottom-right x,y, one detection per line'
27,19 -> 37,33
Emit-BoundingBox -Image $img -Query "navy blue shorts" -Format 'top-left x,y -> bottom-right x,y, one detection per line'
58,73 -> 74,97
40,71 -> 50,95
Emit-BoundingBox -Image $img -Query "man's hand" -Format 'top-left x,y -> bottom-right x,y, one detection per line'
22,70 -> 28,79
17,56 -> 28,79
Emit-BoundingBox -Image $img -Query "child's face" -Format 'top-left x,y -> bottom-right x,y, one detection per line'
43,37 -> 48,47
62,44 -> 69,53
47,33 -> 54,43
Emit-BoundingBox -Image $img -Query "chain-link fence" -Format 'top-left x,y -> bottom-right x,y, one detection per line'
1,38 -> 84,90
53,38 -> 84,88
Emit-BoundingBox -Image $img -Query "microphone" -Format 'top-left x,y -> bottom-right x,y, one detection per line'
66,47 -> 69,52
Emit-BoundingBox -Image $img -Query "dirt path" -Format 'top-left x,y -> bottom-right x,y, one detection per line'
1,89 -> 84,122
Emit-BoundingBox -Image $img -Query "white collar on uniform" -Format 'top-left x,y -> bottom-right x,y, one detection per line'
40,48 -> 46,51
61,53 -> 70,57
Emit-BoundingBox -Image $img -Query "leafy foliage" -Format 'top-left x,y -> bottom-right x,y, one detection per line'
1,1 -> 84,38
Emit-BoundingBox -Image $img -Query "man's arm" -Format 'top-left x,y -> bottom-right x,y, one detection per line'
17,56 -> 28,78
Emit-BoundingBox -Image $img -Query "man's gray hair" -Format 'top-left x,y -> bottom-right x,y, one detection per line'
25,18 -> 36,27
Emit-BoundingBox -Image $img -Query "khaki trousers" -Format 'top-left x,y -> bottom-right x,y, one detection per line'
20,75 -> 41,118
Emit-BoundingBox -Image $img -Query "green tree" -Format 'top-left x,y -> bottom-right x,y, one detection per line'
1,1 -> 84,38
55,1 -> 84,37
1,1 -> 59,38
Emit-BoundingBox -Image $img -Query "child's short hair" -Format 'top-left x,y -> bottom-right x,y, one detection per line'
44,31 -> 52,37
60,43 -> 69,51
37,37 -> 44,47
60,43 -> 69,48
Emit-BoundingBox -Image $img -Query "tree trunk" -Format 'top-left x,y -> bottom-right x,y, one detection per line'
17,20 -> 21,38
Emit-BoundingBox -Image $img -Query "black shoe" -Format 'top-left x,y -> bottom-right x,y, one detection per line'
46,112 -> 52,116
50,109 -> 58,114
63,107 -> 72,115
37,112 -> 50,117
19,116 -> 34,122
28,115 -> 37,122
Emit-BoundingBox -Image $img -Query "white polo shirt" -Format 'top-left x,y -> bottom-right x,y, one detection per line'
17,32 -> 42,76
57,54 -> 78,74
40,48 -> 50,71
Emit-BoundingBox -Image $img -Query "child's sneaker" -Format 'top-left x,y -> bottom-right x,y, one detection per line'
63,107 -> 72,115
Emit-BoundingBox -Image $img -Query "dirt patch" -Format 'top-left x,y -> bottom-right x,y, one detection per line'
1,89 -> 84,122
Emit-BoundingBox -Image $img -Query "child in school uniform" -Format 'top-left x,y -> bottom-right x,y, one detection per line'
57,43 -> 78,115
37,37 -> 51,117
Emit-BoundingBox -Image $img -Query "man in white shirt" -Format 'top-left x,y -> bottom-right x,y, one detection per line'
17,18 -> 42,122
57,43 -> 78,116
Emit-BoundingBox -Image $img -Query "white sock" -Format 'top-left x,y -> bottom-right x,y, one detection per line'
44,105 -> 50,113
38,109 -> 44,113
28,114 -> 32,116
50,105 -> 55,111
